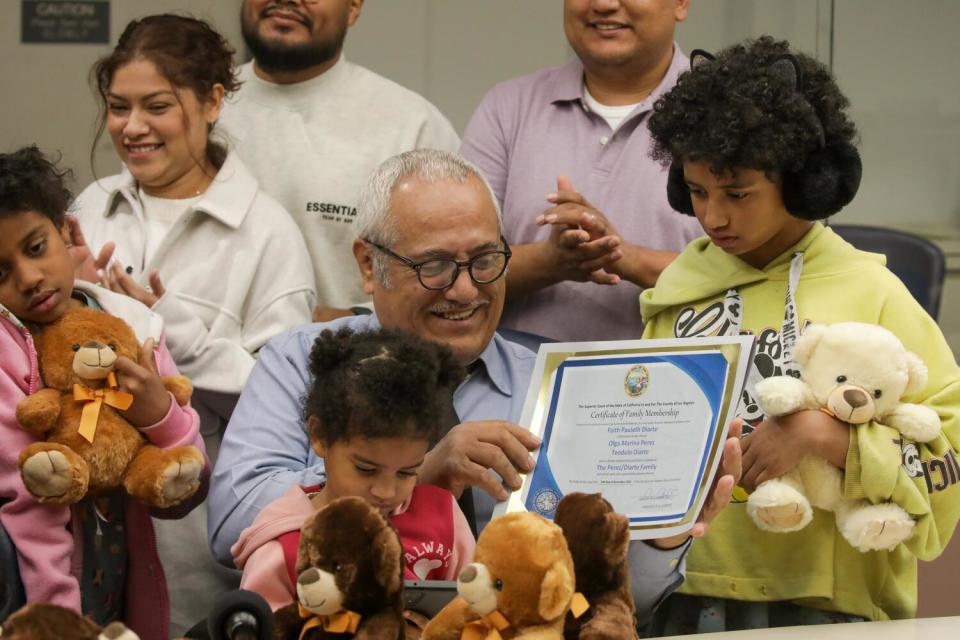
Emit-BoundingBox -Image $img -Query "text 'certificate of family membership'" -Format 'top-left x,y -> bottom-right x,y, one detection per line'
496,336 -> 755,540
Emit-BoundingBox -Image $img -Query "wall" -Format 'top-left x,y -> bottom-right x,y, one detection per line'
6,1 -> 960,238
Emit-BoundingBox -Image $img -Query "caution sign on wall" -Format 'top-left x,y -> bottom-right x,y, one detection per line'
21,0 -> 109,44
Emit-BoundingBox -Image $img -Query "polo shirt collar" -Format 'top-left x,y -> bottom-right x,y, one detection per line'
102,150 -> 256,229
548,43 -> 689,113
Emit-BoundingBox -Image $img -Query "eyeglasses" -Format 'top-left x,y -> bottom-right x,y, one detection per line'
364,236 -> 512,291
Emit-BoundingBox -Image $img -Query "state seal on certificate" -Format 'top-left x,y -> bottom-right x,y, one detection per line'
624,365 -> 650,397
496,335 -> 755,540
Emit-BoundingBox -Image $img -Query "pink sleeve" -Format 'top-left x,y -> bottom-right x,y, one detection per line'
135,331 -> 210,519
443,495 -> 476,580
137,332 -> 206,453
0,332 -> 80,610
239,540 -> 297,612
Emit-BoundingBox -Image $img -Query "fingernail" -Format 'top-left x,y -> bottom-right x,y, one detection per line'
525,455 -> 536,471
530,433 -> 542,445
544,214 -> 557,223
96,269 -> 105,279
535,215 -> 546,224
545,192 -> 557,200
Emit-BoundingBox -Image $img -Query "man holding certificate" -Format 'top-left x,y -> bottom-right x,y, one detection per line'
208,149 -> 741,623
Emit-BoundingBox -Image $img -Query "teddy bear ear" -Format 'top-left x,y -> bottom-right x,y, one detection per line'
538,559 -> 574,621
793,323 -> 826,366
904,351 -> 929,396
602,512 -> 631,567
372,526 -> 402,594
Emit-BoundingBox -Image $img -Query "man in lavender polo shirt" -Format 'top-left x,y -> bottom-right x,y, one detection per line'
460,0 -> 701,342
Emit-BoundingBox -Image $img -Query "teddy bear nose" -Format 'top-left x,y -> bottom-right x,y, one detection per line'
844,388 -> 868,408
459,565 -> 478,584
298,568 -> 321,586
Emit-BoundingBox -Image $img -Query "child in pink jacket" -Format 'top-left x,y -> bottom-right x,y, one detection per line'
232,326 -> 475,611
0,146 -> 208,640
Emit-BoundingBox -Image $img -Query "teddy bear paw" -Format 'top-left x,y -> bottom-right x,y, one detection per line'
21,450 -> 80,499
754,503 -> 808,530
839,503 -> 915,552
746,481 -> 813,532
884,403 -> 942,443
755,376 -> 813,417
159,457 -> 203,503
858,518 -> 915,552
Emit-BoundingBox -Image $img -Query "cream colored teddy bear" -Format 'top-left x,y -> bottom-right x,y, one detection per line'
749,321 -> 940,552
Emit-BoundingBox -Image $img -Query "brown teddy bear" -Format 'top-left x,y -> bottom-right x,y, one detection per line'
15,306 -> 203,509
555,493 -> 637,640
0,603 -> 140,640
272,496 -> 405,640
422,511 -> 588,640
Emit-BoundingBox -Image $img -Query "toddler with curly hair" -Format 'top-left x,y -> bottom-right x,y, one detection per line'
641,36 -> 960,632
232,326 -> 475,611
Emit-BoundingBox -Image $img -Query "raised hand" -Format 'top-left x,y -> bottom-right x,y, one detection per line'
114,338 -> 173,428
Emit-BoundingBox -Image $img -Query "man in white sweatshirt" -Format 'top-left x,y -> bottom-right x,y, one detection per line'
220,0 -> 460,319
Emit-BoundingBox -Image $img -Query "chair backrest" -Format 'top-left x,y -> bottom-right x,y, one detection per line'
830,224 -> 946,320
0,510 -> 26,622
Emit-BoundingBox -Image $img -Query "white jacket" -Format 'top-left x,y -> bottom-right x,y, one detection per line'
73,151 -> 316,396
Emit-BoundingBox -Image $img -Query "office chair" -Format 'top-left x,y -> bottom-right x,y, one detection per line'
831,224 -> 946,320
0,514 -> 26,622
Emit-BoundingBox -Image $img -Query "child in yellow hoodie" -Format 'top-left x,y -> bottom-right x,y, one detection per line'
642,37 -> 960,633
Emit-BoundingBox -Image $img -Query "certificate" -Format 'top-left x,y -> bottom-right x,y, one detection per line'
495,336 -> 755,540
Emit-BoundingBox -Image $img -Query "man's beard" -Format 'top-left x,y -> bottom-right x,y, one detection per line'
241,11 -> 346,74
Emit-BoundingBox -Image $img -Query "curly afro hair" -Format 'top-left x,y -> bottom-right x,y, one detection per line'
649,36 -> 861,220
0,146 -> 72,225
303,327 -> 465,446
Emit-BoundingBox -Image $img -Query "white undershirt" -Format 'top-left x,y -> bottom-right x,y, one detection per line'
582,88 -> 642,132
137,188 -> 202,265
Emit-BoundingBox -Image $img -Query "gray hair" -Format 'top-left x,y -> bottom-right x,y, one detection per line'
355,149 -> 503,286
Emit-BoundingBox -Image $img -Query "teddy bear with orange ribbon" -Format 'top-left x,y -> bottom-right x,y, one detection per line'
422,511 -> 590,640
272,496 -> 406,640
15,306 -> 202,509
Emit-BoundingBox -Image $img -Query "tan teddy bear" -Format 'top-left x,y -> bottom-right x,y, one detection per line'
16,306 -> 203,509
750,321 -> 940,551
422,511 -> 588,640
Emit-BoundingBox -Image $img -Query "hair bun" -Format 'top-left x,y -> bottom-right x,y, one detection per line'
357,338 -> 464,413
308,327 -> 357,379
